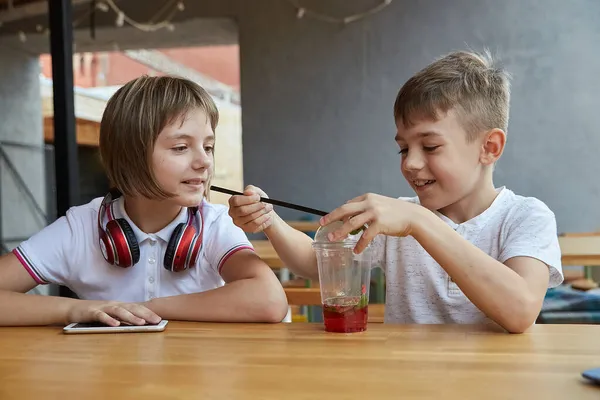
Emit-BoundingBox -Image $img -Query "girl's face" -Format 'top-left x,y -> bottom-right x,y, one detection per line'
151,108 -> 215,207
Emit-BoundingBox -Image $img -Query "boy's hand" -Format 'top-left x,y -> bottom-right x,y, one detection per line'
67,300 -> 162,326
321,193 -> 421,254
228,185 -> 275,233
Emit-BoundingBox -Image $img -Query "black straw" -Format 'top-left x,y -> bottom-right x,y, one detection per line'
210,185 -> 328,217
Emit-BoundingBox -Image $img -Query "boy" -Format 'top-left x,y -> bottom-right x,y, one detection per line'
0,75 -> 288,326
228,50 -> 563,333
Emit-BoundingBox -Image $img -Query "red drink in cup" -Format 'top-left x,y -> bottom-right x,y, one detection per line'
322,292 -> 369,333
313,222 -> 373,333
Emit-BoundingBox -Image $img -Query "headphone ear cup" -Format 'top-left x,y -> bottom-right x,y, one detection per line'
164,223 -> 185,272
188,232 -> 202,267
105,218 -> 140,267
99,230 -> 116,265
165,223 -> 199,272
117,219 -> 140,266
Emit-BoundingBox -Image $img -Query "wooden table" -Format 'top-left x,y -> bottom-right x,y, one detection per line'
1,322 -> 599,399
253,236 -> 600,269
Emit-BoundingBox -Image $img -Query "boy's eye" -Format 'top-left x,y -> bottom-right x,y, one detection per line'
424,145 -> 440,152
204,146 -> 214,153
398,148 -> 408,155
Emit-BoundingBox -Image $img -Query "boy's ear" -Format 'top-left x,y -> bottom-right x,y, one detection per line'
480,128 -> 506,165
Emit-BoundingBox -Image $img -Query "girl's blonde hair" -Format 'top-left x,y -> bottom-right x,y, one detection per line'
99,75 -> 219,199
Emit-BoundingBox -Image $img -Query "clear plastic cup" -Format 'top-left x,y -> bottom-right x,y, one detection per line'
312,221 -> 372,333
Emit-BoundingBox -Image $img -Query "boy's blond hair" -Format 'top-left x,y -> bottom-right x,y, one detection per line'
394,50 -> 511,141
100,75 -> 219,200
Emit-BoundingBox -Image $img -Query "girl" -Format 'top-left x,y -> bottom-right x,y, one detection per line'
0,75 -> 288,327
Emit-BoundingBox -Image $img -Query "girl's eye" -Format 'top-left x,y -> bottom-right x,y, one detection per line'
204,146 -> 214,153
172,146 -> 187,153
398,148 -> 408,155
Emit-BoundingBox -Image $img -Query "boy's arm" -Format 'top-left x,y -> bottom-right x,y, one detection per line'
144,249 -> 289,323
0,252 -> 159,326
264,214 -> 319,281
228,185 -> 319,281
324,193 -> 557,334
410,210 -> 550,334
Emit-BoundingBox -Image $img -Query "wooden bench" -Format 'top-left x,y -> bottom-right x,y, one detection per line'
255,235 -> 600,269
286,220 -> 320,233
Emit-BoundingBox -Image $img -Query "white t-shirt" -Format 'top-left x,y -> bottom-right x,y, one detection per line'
369,187 -> 564,325
13,197 -> 253,302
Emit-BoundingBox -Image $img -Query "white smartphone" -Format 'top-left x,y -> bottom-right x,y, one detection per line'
63,320 -> 168,334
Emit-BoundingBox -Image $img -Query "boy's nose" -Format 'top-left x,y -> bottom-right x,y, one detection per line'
403,152 -> 425,171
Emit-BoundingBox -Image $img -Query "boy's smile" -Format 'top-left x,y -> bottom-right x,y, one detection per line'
412,179 -> 436,192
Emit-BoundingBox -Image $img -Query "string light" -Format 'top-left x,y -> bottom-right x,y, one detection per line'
115,11 -> 125,27
288,0 -> 393,25
3,0 -> 387,47
95,2 -> 109,12
102,0 -> 184,32
0,0 -> 185,43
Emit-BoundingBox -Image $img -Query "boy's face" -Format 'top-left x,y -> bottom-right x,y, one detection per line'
152,108 -> 214,207
395,109 -> 485,212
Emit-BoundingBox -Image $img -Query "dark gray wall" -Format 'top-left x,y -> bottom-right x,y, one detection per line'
233,0 -> 600,231
2,0 -> 599,232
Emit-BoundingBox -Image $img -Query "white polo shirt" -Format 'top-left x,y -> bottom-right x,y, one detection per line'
370,187 -> 564,325
13,197 -> 253,302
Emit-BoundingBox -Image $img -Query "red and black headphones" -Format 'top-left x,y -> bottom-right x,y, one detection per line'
97,189 -> 203,272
